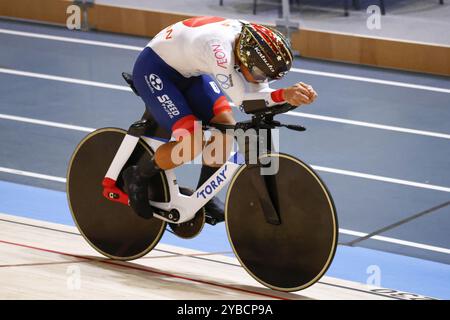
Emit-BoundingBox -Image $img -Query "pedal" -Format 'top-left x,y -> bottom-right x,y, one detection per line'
205,215 -> 218,226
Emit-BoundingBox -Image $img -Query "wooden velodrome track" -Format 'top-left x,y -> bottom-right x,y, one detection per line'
0,213 -> 405,300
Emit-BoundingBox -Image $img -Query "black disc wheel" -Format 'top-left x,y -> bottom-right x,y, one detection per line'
225,153 -> 338,291
67,128 -> 168,261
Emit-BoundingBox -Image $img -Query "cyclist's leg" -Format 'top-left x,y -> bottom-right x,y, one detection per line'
182,75 -> 235,223
126,48 -> 203,217
183,75 -> 235,167
132,47 -> 204,170
208,111 -> 236,165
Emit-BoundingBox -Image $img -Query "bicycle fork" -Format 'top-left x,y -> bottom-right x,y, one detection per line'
247,126 -> 282,225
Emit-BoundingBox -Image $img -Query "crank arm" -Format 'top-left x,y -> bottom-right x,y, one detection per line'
151,207 -> 180,223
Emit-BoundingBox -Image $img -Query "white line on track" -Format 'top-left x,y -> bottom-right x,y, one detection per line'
3,102 -> 449,192
291,68 -> 450,94
0,28 -> 143,51
1,111 -> 450,193
286,112 -> 450,140
0,166 -> 448,255
0,113 -> 95,132
312,166 -> 450,193
0,167 -> 66,183
1,110 -> 448,191
0,68 -> 132,91
1,28 -> 449,94
1,67 -> 449,140
339,228 -> 450,255
0,127 -> 448,193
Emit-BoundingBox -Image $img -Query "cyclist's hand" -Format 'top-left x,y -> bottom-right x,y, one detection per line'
283,82 -> 317,106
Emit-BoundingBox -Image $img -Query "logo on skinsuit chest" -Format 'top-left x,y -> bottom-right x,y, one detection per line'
215,73 -> 233,90
209,81 -> 221,94
196,165 -> 228,199
211,44 -> 228,69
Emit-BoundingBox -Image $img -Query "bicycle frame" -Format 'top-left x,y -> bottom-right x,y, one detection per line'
144,136 -> 246,223
101,100 -> 296,224
103,133 -> 245,224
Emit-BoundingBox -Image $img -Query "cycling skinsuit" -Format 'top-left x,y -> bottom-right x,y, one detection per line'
132,16 -> 285,140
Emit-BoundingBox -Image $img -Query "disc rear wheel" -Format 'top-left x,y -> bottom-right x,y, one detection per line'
66,128 -> 168,260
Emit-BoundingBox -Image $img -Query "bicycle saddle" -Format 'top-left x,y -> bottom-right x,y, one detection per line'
122,72 -> 140,97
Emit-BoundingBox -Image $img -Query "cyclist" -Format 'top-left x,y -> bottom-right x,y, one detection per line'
123,16 -> 317,223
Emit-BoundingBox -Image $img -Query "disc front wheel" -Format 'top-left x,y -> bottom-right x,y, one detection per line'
225,153 -> 338,291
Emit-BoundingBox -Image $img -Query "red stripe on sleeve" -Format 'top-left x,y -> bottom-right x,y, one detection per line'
213,96 -> 232,115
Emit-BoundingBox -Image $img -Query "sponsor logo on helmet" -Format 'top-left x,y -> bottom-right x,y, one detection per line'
215,73 -> 233,90
149,74 -> 163,91
254,46 -> 275,73
211,44 -> 228,69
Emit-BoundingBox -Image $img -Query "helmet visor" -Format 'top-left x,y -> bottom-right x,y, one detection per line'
248,65 -> 268,82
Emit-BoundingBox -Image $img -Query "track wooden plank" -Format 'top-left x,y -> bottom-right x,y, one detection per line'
0,214 -> 395,300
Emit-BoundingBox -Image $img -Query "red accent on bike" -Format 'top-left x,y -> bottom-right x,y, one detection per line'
213,96 -> 232,115
102,178 -> 129,206
171,115 -> 199,141
271,89 -> 285,103
182,16 -> 226,28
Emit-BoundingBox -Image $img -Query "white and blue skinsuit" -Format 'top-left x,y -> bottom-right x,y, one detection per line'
132,16 -> 285,140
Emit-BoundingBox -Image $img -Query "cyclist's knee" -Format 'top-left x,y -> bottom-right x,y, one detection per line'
170,130 -> 203,165
204,112 -> 236,166
210,110 -> 236,126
